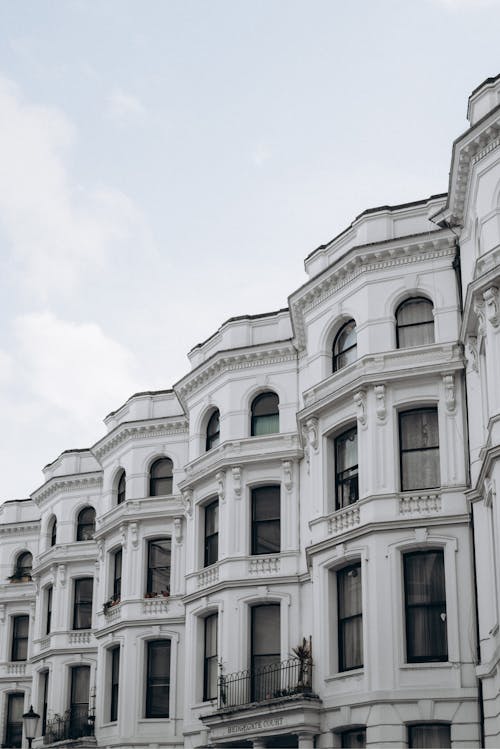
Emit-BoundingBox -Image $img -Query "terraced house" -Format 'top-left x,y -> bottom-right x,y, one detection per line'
1,74 -> 500,749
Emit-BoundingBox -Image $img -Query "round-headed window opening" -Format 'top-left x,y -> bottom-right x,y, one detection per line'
251,392 -> 279,436
14,551 -> 32,579
76,507 -> 96,541
396,297 -> 434,349
149,457 -> 173,496
333,320 -> 357,372
49,516 -> 57,547
206,410 -> 220,451
117,470 -> 126,505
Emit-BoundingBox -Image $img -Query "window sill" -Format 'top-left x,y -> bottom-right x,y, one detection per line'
138,717 -> 172,723
400,661 -> 451,669
325,668 -> 364,682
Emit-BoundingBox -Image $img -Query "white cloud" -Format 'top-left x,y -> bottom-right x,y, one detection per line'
433,0 -> 500,7
106,89 -> 147,121
0,75 -> 153,300
251,143 -> 272,167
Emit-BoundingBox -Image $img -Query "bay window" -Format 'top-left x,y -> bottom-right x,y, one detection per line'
335,427 -> 358,509
337,563 -> 363,671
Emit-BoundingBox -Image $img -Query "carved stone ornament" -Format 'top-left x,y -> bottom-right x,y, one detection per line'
174,517 -> 183,544
374,384 -> 386,422
465,335 -> 479,372
484,477 -> 496,507
483,286 -> 500,328
130,522 -> 138,549
232,466 -> 242,497
305,418 -> 319,452
181,489 -> 193,517
353,390 -> 367,427
97,540 -> 104,562
94,560 -> 100,583
216,471 -> 225,502
58,564 -> 66,587
442,374 -> 456,413
120,523 -> 127,549
282,460 -> 293,492
301,425 -> 311,474
0,604 -> 5,623
474,298 -> 486,337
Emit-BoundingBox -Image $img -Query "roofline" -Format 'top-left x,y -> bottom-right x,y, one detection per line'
305,194 -> 448,262
189,307 -> 290,353
105,388 -> 175,420
469,73 -> 500,100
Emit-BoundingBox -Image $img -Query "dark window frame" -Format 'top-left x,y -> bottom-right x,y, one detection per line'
337,563 -> 363,672
250,391 -> 280,436
206,410 -> 220,451
45,585 -> 53,635
146,538 -> 171,596
41,670 -> 49,735
396,296 -> 435,349
399,407 -> 440,492
5,692 -> 24,748
72,577 -> 93,630
113,548 -> 122,600
117,471 -> 126,505
203,613 -> 218,701
49,517 -> 57,547
149,458 -> 173,497
11,615 -> 29,662
13,551 -> 32,580
69,665 -> 90,738
335,426 -> 359,510
250,603 -> 281,701
333,319 -> 357,372
340,727 -> 367,748
251,485 -> 280,556
76,507 -> 96,542
145,639 -> 171,718
404,550 -> 448,663
110,645 -> 120,722
408,723 -> 451,748
204,500 -> 219,567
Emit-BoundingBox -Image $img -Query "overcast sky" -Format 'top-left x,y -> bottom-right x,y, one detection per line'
1,0 -> 500,501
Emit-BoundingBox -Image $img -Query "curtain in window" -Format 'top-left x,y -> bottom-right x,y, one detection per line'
408,724 -> 450,748
400,409 -> 440,491
405,551 -> 447,661
397,298 -> 434,348
252,487 -> 280,555
147,539 -> 171,594
335,428 -> 359,508
204,614 -> 218,701
333,320 -> 357,371
73,578 -> 93,630
146,640 -> 171,717
251,605 -> 280,701
251,392 -> 279,436
204,501 -> 219,567
338,565 -> 363,670
70,666 -> 90,738
5,693 -> 24,748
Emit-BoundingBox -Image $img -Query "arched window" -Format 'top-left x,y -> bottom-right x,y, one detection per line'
12,551 -> 32,581
117,471 -> 126,505
251,392 -> 279,436
149,458 -> 173,496
49,516 -> 57,547
76,507 -> 96,541
205,410 -> 220,451
333,320 -> 357,372
396,297 -> 434,348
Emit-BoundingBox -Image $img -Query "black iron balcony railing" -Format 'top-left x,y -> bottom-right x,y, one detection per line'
218,656 -> 313,710
43,706 -> 95,744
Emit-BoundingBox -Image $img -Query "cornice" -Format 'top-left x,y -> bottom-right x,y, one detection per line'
32,471 -> 103,506
461,258 -> 500,339
0,522 -> 40,536
94,497 -> 185,538
92,417 -> 189,461
174,341 -> 297,404
290,233 -> 455,351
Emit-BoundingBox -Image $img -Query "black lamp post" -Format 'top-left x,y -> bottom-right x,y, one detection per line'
22,705 -> 40,748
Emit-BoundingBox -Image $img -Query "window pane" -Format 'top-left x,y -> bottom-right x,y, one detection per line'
409,724 -> 450,748
253,489 -> 280,521
401,449 -> 440,491
71,666 -> 90,705
16,552 -> 32,577
110,647 -> 120,722
333,320 -> 357,371
336,428 -> 358,471
117,472 -> 126,504
336,428 -> 359,508
6,693 -> 24,748
73,578 -> 93,629
400,411 -> 439,450
400,410 -> 440,491
12,615 -> 29,661
341,728 -> 366,748
147,539 -> 171,594
205,501 -> 219,567
405,552 -> 447,662
204,614 -> 218,701
251,392 -> 279,436
77,507 -> 95,541
338,565 -> 363,671
398,322 -> 435,348
146,641 -> 171,718
254,520 -> 280,555
150,459 -> 173,496
252,487 -> 280,555
252,605 -> 280,656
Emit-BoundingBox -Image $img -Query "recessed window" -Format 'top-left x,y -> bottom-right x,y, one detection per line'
4,693 -> 24,748
11,615 -> 29,662
12,551 -> 32,581
408,723 -> 450,748
335,427 -> 358,509
333,320 -> 357,372
337,563 -> 363,671
146,640 -> 171,718
203,614 -> 218,701
399,408 -> 440,491
251,392 -> 279,436
341,728 -> 366,748
76,507 -> 96,541
404,550 -> 448,662
70,665 -> 90,738
204,500 -> 219,567
49,517 -> 57,547
73,578 -> 93,630
117,471 -> 126,505
206,410 -> 220,451
396,297 -> 434,349
251,486 -> 280,555
251,604 -> 280,701
45,585 -> 53,635
110,646 -> 120,722
113,549 -> 122,600
149,458 -> 173,496
146,539 -> 171,596
40,671 -> 49,736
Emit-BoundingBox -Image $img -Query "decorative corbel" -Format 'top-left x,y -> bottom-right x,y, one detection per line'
174,517 -> 183,544
282,460 -> 293,492
305,418 -> 319,453
232,466 -> 242,497
465,335 -> 479,372
484,477 -> 496,508
353,390 -> 367,427
301,425 -> 311,474
120,523 -> 127,550
442,374 -> 456,413
58,564 -> 66,587
130,522 -> 138,549
483,286 -> 500,328
97,540 -> 104,563
474,297 -> 486,337
216,471 -> 225,502
181,489 -> 193,518
374,384 -> 386,422
0,604 -> 5,623
94,560 -> 100,583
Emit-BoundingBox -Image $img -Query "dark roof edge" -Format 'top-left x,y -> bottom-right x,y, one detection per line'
105,388 -> 175,419
469,73 -> 500,100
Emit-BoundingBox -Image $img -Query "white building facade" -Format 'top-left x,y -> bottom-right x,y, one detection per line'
1,74 -> 500,749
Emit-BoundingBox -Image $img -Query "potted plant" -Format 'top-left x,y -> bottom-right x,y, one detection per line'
292,637 -> 312,691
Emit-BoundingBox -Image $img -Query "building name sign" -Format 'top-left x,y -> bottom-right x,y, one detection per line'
226,717 -> 284,735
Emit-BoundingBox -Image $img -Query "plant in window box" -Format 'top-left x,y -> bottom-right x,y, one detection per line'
161,588 -> 170,597
103,596 -> 120,613
8,571 -> 32,583
292,637 -> 312,690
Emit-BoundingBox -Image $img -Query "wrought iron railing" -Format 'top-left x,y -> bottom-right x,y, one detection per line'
43,706 -> 95,744
218,656 -> 313,709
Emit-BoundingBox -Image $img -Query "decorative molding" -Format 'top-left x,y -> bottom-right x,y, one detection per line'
305,418 -> 319,452
58,564 -> 66,587
414,527 -> 429,543
484,477 -> 496,508
197,565 -> 219,589
442,374 -> 456,413
327,505 -> 360,535
130,522 -> 139,549
69,631 -> 91,645
474,298 -> 486,337
282,460 -> 293,492
374,384 -> 386,422
353,390 -> 367,427
0,522 -> 40,537
0,604 -> 5,623
484,286 -> 500,328
92,419 -> 189,461
120,523 -> 127,550
182,489 -> 193,517
97,540 -> 104,562
174,517 -> 183,544
465,335 -> 478,372
7,663 -> 26,676
32,473 -> 102,506
142,598 -> 169,616
248,556 -> 280,575
232,466 -> 242,497
399,493 -> 442,516
216,471 -> 225,502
